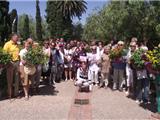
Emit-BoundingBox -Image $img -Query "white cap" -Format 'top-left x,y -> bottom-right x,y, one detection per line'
117,41 -> 124,45
140,46 -> 148,51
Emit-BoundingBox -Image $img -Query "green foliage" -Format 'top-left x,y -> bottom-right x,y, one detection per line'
23,46 -> 48,65
109,47 -> 127,60
130,49 -> 145,69
36,0 -> 42,41
83,1 -> 160,48
23,14 -> 30,40
46,1 -> 64,38
0,47 -> 12,65
0,1 -> 10,44
57,0 -> 87,20
9,9 -> 18,33
46,1 -> 87,40
73,22 -> 83,40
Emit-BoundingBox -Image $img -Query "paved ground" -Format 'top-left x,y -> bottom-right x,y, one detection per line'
0,80 -> 156,120
92,87 -> 153,120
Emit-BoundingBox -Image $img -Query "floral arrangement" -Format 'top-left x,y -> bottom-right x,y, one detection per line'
0,47 -> 12,67
23,46 -> 48,66
130,49 -> 146,69
109,47 -> 127,60
146,46 -> 160,71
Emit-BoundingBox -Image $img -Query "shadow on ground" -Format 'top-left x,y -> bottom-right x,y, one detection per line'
38,85 -> 59,96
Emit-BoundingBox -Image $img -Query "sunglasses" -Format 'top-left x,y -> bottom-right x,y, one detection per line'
118,44 -> 123,46
130,45 -> 136,47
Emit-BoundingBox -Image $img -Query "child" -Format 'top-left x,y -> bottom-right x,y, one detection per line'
99,46 -> 111,88
75,62 -> 92,92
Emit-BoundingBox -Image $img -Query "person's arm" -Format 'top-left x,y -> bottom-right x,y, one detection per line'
19,50 -> 26,65
76,68 -> 80,80
145,62 -> 158,75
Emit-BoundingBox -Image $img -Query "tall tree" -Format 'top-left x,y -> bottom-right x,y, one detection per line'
46,1 -> 64,38
9,9 -> 18,33
57,0 -> 87,40
36,0 -> 42,41
0,1 -> 10,44
46,1 -> 87,40
73,22 -> 83,40
57,0 -> 87,20
83,1 -> 160,48
23,14 -> 30,40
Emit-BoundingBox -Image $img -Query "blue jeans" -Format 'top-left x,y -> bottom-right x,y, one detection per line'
136,78 -> 149,102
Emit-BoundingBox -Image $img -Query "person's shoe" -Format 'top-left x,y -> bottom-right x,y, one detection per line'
89,85 -> 92,91
112,84 -> 117,90
119,88 -> 123,92
135,100 -> 143,104
65,78 -> 68,81
151,113 -> 160,119
24,96 -> 29,101
125,91 -> 129,96
112,86 -> 117,91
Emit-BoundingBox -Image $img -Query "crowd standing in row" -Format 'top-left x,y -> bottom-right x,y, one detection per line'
1,33 -> 160,119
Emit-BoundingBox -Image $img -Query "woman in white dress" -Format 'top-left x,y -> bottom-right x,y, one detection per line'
64,43 -> 73,81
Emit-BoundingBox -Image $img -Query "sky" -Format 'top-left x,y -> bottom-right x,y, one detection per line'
9,0 -> 108,25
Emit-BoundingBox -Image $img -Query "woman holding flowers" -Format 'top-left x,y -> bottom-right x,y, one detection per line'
111,41 -> 126,91
125,42 -> 137,95
146,44 -> 160,119
19,41 -> 35,100
131,45 -> 150,104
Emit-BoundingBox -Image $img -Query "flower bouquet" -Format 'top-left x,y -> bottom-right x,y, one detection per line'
130,49 -> 146,70
109,47 -> 127,62
0,47 -> 12,74
146,46 -> 160,72
23,46 -> 48,75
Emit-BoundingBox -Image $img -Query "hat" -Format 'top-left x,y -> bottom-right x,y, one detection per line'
130,42 -> 136,46
117,41 -> 124,45
140,46 -> 148,51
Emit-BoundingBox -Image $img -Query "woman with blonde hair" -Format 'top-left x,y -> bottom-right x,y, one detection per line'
19,41 -> 35,100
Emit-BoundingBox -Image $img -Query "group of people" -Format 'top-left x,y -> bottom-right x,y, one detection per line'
1,33 -> 160,119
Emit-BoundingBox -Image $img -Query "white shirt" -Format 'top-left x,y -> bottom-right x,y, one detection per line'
19,48 -> 28,66
64,49 -> 73,61
88,53 -> 100,72
43,47 -> 51,56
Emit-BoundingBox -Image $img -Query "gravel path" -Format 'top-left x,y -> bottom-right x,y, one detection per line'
92,87 -> 153,120
0,80 -> 75,120
0,81 -> 155,120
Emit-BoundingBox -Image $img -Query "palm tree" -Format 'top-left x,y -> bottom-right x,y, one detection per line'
57,0 -> 87,20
